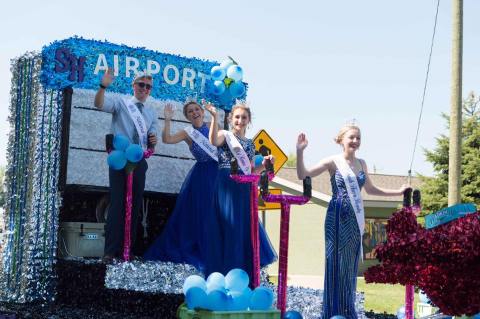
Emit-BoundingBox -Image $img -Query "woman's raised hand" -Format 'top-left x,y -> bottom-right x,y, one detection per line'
203,100 -> 217,117
164,103 -> 174,120
296,133 -> 308,151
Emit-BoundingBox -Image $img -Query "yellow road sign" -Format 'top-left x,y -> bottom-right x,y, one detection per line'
258,188 -> 282,210
253,129 -> 288,174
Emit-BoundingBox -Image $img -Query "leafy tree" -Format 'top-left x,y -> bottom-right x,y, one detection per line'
419,92 -> 480,213
285,152 -> 297,168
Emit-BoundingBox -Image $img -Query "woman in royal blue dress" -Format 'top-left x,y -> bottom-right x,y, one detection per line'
296,124 -> 409,319
204,102 -> 277,282
144,101 -> 219,274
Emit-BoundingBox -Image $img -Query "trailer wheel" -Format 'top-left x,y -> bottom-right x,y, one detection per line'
96,195 -> 110,223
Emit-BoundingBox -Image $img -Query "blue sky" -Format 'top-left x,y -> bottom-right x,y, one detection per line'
1,0 -> 479,176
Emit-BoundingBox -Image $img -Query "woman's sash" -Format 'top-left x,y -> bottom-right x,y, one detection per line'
184,126 -> 218,161
224,130 -> 251,175
333,155 -> 365,260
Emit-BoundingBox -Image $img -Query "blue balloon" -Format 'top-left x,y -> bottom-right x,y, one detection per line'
206,272 -> 226,291
284,310 -> 303,319
253,155 -> 264,169
125,144 -> 144,163
249,286 -> 274,310
229,81 -> 246,98
212,80 -> 226,96
473,313 -> 480,319
227,65 -> 243,82
183,275 -> 207,295
396,306 -> 406,319
185,287 -> 208,310
113,134 -> 130,151
211,66 -> 226,81
228,288 -> 250,311
219,90 -> 233,108
107,150 -> 127,170
330,316 -> 346,319
207,289 -> 229,311
225,268 -> 249,292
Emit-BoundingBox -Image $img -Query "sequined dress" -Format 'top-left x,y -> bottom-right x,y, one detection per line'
322,169 -> 366,319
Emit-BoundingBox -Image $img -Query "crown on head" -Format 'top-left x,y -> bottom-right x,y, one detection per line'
344,118 -> 359,127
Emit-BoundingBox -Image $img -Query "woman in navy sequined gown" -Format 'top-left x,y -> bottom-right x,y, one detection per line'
296,125 -> 409,319
144,102 -> 218,274
204,102 -> 277,282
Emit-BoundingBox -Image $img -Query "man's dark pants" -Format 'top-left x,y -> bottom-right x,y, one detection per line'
105,158 -> 148,257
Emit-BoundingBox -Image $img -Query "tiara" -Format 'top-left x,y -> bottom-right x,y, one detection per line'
344,118 -> 359,127
184,94 -> 199,105
234,99 -> 249,108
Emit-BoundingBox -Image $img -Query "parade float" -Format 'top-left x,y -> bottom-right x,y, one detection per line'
0,37 -> 368,318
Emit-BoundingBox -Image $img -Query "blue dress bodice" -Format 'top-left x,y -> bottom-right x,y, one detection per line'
330,170 -> 366,198
189,124 -> 216,163
217,134 -> 255,169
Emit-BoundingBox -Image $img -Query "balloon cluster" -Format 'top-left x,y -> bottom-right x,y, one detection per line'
107,134 -> 144,170
210,58 -> 246,107
183,269 -> 274,312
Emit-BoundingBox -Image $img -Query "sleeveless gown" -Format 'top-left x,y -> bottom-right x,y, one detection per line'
206,134 -> 277,281
144,124 -> 218,274
323,169 -> 366,319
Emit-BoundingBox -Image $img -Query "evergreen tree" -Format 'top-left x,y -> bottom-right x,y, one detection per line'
419,92 -> 480,213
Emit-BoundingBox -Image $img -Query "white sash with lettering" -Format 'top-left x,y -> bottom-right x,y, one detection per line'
184,126 -> 218,161
125,99 -> 148,150
224,130 -> 251,175
333,154 -> 365,260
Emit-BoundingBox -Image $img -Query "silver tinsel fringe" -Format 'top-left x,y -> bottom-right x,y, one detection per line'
0,52 -> 63,303
105,260 -> 202,294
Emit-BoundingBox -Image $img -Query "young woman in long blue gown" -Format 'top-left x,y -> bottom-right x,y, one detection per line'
144,101 -> 219,274
295,124 -> 409,319
204,102 -> 277,283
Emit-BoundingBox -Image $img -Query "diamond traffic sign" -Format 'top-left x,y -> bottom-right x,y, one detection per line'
253,129 -> 287,175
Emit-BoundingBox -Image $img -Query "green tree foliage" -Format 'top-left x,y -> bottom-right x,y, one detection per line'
285,152 -> 297,168
419,92 -> 480,213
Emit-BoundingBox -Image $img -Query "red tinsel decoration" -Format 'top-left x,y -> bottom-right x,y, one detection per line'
364,209 -> 480,316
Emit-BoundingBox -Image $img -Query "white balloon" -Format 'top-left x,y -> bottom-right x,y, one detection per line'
226,65 -> 243,82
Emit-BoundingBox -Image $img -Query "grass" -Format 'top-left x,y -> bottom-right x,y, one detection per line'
357,277 -> 417,315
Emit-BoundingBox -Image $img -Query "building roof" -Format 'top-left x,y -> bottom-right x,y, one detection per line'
272,167 -> 422,207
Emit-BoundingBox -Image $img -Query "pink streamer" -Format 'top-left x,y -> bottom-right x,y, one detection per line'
121,148 -> 153,262
406,284 -> 414,319
262,191 -> 309,316
123,172 -> 134,261
230,174 -> 261,287
143,148 -> 154,159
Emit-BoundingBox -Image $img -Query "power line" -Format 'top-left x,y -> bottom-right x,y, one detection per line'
408,0 -> 441,181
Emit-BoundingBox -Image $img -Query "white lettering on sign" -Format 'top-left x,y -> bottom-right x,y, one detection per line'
93,54 -> 209,92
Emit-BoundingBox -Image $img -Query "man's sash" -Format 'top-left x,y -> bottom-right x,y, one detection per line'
184,126 -> 218,161
125,99 -> 148,150
224,130 -> 251,175
333,155 -> 365,260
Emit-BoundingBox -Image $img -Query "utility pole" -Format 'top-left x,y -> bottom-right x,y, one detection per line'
448,0 -> 463,206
